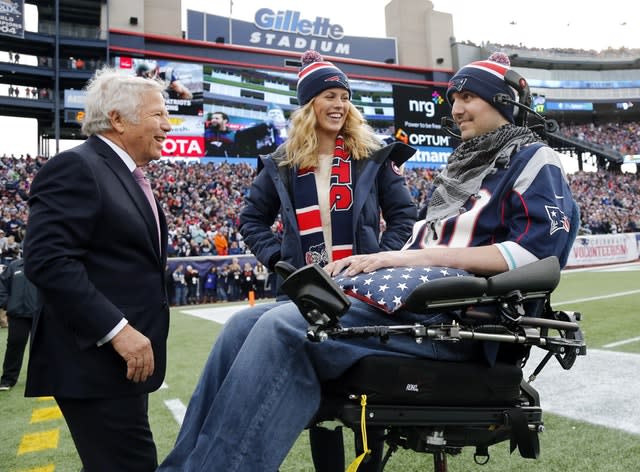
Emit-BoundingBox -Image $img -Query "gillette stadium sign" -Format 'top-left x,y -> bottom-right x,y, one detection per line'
187,8 -> 397,63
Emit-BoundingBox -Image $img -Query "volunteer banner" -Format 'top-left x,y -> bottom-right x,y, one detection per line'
566,233 -> 640,267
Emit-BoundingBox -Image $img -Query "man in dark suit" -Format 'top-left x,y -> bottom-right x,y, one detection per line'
23,68 -> 172,472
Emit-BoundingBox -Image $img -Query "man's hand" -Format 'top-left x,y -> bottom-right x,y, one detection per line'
110,324 -> 155,383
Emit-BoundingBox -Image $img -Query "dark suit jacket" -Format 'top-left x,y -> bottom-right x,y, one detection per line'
23,135 -> 170,398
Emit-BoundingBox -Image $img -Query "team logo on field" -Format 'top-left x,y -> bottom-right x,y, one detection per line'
545,205 -> 571,235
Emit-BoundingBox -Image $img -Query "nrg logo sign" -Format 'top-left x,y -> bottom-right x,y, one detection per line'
408,91 -> 445,118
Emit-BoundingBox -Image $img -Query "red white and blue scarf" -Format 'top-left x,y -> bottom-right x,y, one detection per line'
293,136 -> 354,267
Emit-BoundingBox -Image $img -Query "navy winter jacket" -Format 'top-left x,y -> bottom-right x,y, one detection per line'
239,142 -> 418,274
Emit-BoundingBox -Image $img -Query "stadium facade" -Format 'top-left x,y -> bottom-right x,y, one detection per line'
1,0 -> 638,168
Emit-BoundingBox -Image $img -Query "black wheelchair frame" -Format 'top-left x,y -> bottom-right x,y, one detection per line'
276,257 -> 587,472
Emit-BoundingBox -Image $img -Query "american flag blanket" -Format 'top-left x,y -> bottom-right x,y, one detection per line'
333,266 -> 471,314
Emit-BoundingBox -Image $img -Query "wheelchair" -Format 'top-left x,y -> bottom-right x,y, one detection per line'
276,256 -> 586,472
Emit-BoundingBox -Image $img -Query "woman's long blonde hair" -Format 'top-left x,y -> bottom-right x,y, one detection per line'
282,99 -> 382,169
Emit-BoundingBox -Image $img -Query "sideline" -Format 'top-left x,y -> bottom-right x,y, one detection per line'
527,348 -> 640,435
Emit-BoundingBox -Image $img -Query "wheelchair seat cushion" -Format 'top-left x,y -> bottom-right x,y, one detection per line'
323,355 -> 522,406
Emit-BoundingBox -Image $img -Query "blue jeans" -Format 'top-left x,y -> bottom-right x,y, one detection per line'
158,299 -> 476,471
174,285 -> 187,305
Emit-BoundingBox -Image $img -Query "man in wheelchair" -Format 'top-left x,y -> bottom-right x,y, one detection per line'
158,53 -> 583,472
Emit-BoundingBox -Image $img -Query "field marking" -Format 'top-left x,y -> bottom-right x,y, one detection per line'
164,398 -> 187,425
17,429 -> 60,455
553,289 -> 640,306
529,348 -> 640,435
30,406 -> 63,424
603,336 -> 640,348
19,466 -> 55,472
181,301 -> 272,325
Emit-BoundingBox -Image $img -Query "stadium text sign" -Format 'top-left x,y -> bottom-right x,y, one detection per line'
254,9 -> 344,39
186,9 -> 397,62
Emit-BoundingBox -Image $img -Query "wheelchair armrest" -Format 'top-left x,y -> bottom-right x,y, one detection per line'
487,256 -> 560,296
278,262 -> 351,327
403,276 -> 488,313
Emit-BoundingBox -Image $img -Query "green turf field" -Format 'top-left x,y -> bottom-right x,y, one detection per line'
1,266 -> 639,471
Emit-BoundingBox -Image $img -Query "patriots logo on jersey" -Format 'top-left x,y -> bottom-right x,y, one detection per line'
545,205 -> 571,235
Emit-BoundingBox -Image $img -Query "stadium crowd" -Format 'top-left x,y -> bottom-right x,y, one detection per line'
559,121 -> 640,156
1,141 -> 639,304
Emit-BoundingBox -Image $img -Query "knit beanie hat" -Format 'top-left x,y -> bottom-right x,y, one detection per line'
296,50 -> 351,106
446,52 -> 517,123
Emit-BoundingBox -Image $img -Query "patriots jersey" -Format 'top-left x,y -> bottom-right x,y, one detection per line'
404,143 -> 576,269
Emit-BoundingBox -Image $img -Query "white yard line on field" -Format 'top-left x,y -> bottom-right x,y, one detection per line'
603,336 -> 640,348
553,289 -> 640,306
164,398 -> 187,425
527,348 -> 640,435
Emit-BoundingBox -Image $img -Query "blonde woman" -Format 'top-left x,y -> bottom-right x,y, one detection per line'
238,50 -> 417,472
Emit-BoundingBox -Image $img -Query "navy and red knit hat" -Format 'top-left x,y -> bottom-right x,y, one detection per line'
446,52 -> 517,123
296,50 -> 351,106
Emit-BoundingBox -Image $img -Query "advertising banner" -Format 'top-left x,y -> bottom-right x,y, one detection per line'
116,57 -> 205,158
566,233 -> 640,267
392,84 -> 455,168
0,0 -> 24,39
202,63 -> 395,164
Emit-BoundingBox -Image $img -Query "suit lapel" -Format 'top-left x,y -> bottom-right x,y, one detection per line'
90,136 -> 164,263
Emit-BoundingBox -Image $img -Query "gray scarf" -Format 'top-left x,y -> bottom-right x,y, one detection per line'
426,124 -> 540,227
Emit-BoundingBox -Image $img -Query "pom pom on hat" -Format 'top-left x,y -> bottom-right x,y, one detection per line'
487,51 -> 511,66
446,53 -> 517,123
301,50 -> 323,66
296,50 -> 351,106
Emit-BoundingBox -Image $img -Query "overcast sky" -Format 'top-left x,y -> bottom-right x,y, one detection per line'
183,0 -> 639,51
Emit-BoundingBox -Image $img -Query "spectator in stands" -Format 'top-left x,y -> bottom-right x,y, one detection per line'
2,235 -> 20,264
157,53 -> 577,472
0,229 -> 8,264
213,230 -> 228,256
227,240 -> 242,255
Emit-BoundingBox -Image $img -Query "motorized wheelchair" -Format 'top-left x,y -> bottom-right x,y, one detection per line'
276,256 -> 586,472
